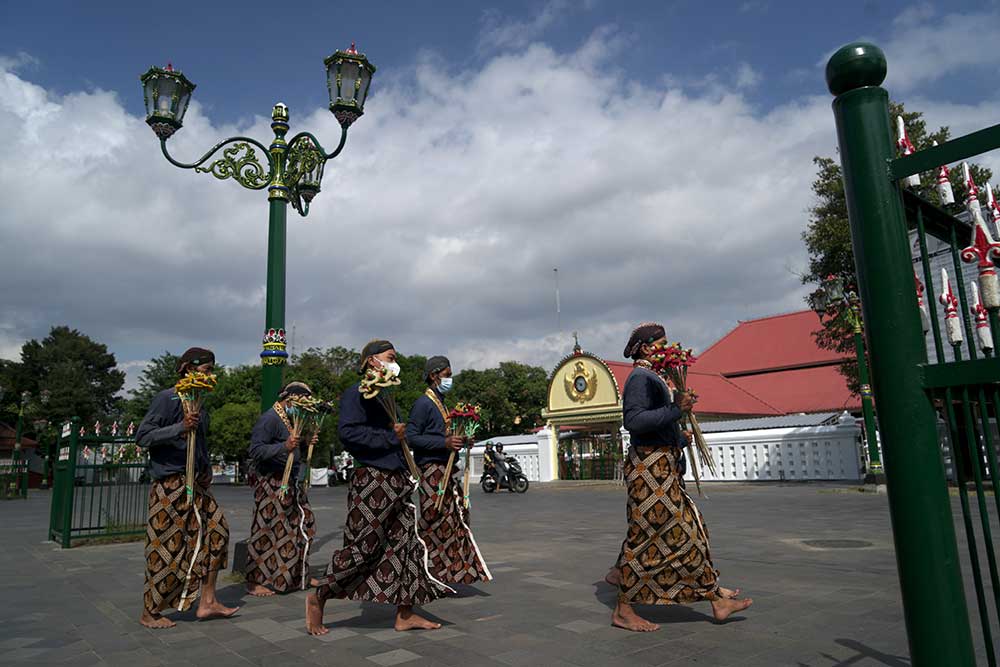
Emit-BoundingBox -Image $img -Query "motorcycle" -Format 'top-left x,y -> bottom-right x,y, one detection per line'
481,454 -> 529,493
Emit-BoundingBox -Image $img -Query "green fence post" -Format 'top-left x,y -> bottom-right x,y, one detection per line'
826,42 -> 975,665
61,417 -> 80,548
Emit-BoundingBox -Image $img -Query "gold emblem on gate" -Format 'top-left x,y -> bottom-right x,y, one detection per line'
564,360 -> 597,403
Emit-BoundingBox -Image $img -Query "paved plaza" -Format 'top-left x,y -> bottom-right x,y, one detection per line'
0,480 -> 978,665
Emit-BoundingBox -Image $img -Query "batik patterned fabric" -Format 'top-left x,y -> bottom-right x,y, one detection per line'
143,473 -> 229,613
417,463 -> 492,585
618,446 -> 719,605
315,466 -> 451,605
246,474 -> 316,593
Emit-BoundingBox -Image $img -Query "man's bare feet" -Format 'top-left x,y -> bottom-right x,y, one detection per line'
710,596 -> 753,622
139,610 -> 176,629
246,583 -> 276,597
604,567 -> 621,587
196,599 -> 240,621
395,606 -> 441,631
611,601 -> 659,632
718,586 -> 741,599
305,592 -> 329,636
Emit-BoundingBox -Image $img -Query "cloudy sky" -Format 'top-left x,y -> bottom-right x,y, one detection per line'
3,1 -> 1000,390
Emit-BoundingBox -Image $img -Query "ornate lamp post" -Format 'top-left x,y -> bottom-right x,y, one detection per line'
812,276 -> 883,480
34,389 -> 51,488
13,391 -> 30,459
139,45 -> 376,411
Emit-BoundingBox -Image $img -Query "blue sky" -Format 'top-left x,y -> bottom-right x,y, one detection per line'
5,0 -> 989,122
3,1 -> 1000,388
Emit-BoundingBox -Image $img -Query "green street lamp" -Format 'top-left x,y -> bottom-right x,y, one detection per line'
812,275 -> 884,481
140,44 -> 376,412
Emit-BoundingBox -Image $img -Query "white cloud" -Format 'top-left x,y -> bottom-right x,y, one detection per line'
4,15 -> 999,385
734,62 -> 761,89
882,6 -> 1000,92
479,0 -> 573,52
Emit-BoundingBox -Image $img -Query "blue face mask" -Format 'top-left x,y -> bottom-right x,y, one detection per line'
438,377 -> 454,394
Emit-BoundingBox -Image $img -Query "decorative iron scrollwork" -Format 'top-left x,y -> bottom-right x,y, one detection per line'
194,142 -> 271,189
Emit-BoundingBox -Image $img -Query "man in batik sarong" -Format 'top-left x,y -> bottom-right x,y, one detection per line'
407,356 -> 492,585
246,381 -> 318,596
306,339 -> 451,635
136,347 -> 238,628
612,323 -> 752,632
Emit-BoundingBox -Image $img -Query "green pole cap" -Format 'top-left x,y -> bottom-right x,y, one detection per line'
825,42 -> 887,96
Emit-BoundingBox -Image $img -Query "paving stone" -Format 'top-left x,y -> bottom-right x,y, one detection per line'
365,648 -> 422,665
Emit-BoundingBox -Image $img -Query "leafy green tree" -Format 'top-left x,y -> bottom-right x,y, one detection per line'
803,101 -> 993,392
121,351 -> 179,424
209,401 -> 258,461
8,326 -> 125,426
452,361 -> 548,439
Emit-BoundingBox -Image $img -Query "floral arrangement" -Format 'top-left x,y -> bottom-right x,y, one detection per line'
360,365 -> 401,399
648,341 -> 716,495
174,371 -> 218,501
436,402 -> 483,510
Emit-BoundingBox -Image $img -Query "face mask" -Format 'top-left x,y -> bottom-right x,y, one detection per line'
382,361 -> 401,377
438,377 -> 454,393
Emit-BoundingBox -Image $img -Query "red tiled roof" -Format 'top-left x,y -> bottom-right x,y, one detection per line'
729,365 -> 861,413
599,310 -> 859,417
696,310 -> 849,376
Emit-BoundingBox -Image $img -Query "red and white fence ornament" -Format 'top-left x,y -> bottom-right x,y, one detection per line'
970,281 -> 994,353
959,163 -> 1000,309
111,421 -> 119,437
915,270 -> 930,334
932,141 -> 954,205
896,117 -> 921,187
93,421 -> 102,436
987,181 -> 1000,239
79,426 -> 86,437
940,267 -> 964,346
126,421 -> 136,437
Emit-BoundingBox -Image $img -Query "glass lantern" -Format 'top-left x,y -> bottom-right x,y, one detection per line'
324,43 -> 376,129
140,64 -> 196,140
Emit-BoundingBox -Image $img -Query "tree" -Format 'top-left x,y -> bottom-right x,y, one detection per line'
802,101 -> 993,392
121,351 -> 179,424
10,326 -> 125,426
209,402 -> 258,461
452,361 -> 548,439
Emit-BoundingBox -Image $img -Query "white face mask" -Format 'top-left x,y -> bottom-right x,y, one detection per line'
438,377 -> 454,393
381,361 -> 401,377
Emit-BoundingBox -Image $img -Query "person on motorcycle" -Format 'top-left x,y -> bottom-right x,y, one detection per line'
489,443 -> 510,489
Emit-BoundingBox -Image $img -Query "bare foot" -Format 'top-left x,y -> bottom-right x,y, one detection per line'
604,567 -> 621,587
718,586 -> 741,599
395,606 -> 441,631
611,602 -> 659,632
711,597 -> 753,622
139,610 -> 175,629
246,583 -> 276,597
196,599 -> 240,621
305,592 -> 329,636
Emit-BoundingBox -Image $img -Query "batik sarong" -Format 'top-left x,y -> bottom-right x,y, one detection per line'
144,473 -> 229,613
315,466 -> 451,606
618,446 -> 719,604
417,463 -> 492,584
246,474 -> 316,593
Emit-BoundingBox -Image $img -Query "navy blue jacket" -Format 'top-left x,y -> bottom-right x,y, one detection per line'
337,383 -> 405,472
406,390 -> 452,466
249,408 -> 304,480
622,366 -> 686,449
135,388 -> 211,480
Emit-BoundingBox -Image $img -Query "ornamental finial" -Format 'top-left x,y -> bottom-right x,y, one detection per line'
959,162 -> 1000,309
347,42 -> 358,54
987,182 -> 1000,238
896,117 -> 921,187
932,141 -> 954,205
970,281 -> 994,352
939,267 -> 963,346
166,62 -> 174,72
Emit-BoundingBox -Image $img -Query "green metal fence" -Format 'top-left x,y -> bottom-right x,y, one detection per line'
559,437 -> 622,480
828,42 -> 1000,666
49,418 -> 149,548
0,460 -> 28,500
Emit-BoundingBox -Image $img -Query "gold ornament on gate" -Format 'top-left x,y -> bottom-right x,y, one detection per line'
564,360 -> 597,403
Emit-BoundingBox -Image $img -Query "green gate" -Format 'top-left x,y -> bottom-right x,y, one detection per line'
828,43 -> 1000,665
49,417 -> 149,547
